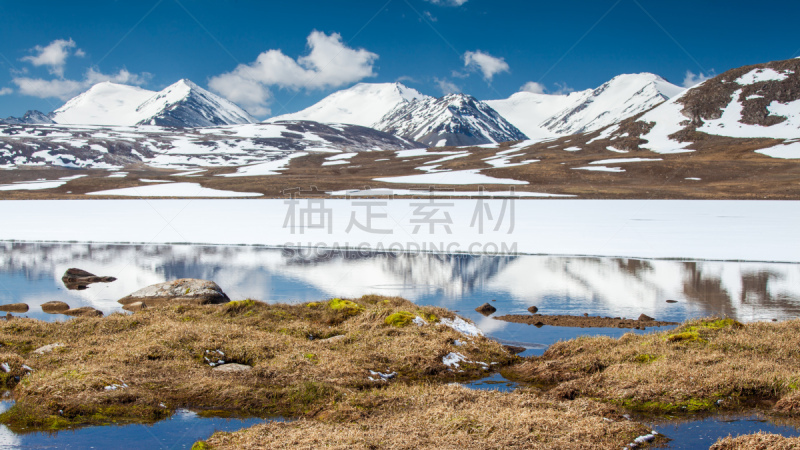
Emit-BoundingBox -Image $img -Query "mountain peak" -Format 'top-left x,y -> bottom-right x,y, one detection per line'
50,79 -> 255,127
270,82 -> 431,127
374,94 -> 527,147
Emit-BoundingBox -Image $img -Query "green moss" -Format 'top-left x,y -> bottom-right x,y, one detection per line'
633,353 -> 659,364
617,397 -> 717,413
303,353 -> 319,364
426,313 -> 439,323
385,311 -> 416,327
221,299 -> 260,316
666,331 -> 706,343
191,442 -> 211,450
327,298 -> 363,312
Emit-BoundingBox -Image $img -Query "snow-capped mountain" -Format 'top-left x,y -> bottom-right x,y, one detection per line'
487,73 -> 684,138
625,58 -> 800,155
50,79 -> 256,127
373,94 -> 528,147
269,82 -> 430,127
0,110 -> 54,125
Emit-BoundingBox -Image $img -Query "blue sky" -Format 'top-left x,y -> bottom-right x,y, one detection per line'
1,0 -> 798,119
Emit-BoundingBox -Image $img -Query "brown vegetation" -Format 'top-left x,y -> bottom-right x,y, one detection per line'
503,318 -> 800,415
495,313 -> 678,329
0,296 -> 514,431
710,432 -> 800,449
202,383 -> 654,450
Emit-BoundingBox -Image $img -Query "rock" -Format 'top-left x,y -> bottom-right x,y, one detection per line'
122,301 -> 147,312
502,345 -> 526,354
41,301 -> 70,313
62,307 -> 103,317
33,343 -> 65,354
318,335 -> 346,343
475,303 -> 497,315
118,279 -> 230,306
62,268 -> 116,290
0,303 -> 29,313
638,314 -> 655,322
527,306 -> 538,314
212,363 -> 252,373
665,300 -> 678,303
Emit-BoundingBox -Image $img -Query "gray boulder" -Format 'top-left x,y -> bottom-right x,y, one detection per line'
118,279 -> 230,307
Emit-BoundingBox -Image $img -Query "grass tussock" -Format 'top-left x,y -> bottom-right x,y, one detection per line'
202,383 -> 654,450
0,295 -> 514,432
710,432 -> 800,449
503,318 -> 800,415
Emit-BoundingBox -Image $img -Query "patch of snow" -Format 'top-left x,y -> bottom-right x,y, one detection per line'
140,179 -> 173,183
368,370 -> 397,381
321,160 -> 349,166
589,158 -> 662,164
572,166 -> 625,172
637,92 -> 695,154
171,169 -> 206,177
0,180 -> 68,191
327,188 -> 574,198
736,68 -> 792,85
441,317 -> 483,337
107,172 -> 128,178
219,153 -> 307,177
87,183 -> 262,197
685,177 -> 702,181
606,146 -> 629,153
374,169 -> 528,185
755,141 -> 800,159
412,316 -> 427,326
698,90 -> 800,140
564,146 -> 582,152
442,352 -> 468,368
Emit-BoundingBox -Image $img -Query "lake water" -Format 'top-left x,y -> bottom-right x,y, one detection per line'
2,242 -> 799,349
1,242 -> 799,448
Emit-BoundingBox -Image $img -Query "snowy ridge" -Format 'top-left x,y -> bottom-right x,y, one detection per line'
373,94 -> 528,147
0,110 -> 55,125
487,73 -> 684,138
270,82 -> 430,127
0,120 -> 417,169
631,58 -> 800,156
50,79 -> 256,127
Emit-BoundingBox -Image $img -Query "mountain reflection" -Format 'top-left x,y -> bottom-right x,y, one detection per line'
0,242 -> 798,322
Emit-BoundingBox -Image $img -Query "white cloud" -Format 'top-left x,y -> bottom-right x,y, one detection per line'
425,0 -> 468,5
519,81 -> 546,94
682,70 -> 715,88
21,38 -> 83,77
423,11 -> 438,22
463,50 -> 509,82
434,77 -> 460,95
13,68 -> 150,101
209,31 -> 378,117
0,87 -> 12,96
551,82 -> 574,95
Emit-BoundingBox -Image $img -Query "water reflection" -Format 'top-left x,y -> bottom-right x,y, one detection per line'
1,242 -> 798,329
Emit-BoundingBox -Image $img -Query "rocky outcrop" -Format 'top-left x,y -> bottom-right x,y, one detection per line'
475,303 -> 497,315
0,303 -> 29,313
118,279 -> 230,307
41,301 -> 70,313
61,268 -> 116,291
62,307 -> 104,317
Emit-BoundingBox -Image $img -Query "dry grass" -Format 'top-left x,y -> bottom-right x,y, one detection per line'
0,295 -> 515,431
710,432 -> 800,449
503,318 -> 800,415
202,383 -> 654,449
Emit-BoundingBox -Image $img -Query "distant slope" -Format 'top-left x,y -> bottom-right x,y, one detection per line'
0,110 -> 54,125
270,82 -> 430,127
0,120 -> 418,169
373,94 -> 528,147
50,80 -> 255,127
487,73 -> 684,139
